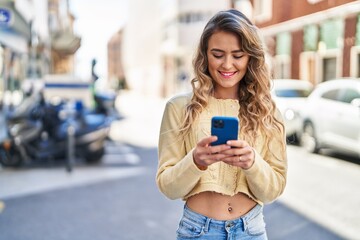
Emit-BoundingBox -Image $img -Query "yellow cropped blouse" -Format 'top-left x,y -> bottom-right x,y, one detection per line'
156,93 -> 287,205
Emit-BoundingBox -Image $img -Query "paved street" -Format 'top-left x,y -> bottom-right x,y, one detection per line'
0,142 -> 346,240
0,90 -> 359,239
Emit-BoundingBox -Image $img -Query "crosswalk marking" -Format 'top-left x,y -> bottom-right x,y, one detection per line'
102,153 -> 140,165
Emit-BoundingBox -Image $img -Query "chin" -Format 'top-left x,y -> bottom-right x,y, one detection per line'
219,83 -> 238,89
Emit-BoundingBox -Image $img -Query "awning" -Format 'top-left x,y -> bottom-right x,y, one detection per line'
51,31 -> 81,55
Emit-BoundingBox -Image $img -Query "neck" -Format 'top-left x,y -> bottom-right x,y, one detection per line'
213,89 -> 238,100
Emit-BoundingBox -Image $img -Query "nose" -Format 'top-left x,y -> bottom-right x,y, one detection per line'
222,56 -> 233,70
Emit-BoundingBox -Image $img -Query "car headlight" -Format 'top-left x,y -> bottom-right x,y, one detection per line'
284,109 -> 296,120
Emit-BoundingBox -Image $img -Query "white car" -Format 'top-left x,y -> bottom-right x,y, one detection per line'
271,79 -> 313,142
301,78 -> 360,157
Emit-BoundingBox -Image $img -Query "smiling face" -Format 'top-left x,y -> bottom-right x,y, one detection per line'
207,31 -> 250,99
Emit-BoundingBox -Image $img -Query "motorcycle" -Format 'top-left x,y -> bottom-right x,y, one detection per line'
0,86 -> 111,170
93,91 -> 120,119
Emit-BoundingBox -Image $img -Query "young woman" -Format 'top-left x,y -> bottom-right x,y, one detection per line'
157,9 -> 287,240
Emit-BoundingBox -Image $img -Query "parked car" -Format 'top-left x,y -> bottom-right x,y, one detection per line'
271,79 -> 313,143
301,78 -> 360,157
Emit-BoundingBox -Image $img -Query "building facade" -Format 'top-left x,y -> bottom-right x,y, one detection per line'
121,0 -> 254,97
0,0 -> 81,107
107,29 -> 126,90
161,0 -> 234,97
121,0 -> 163,97
0,0 -> 32,106
254,0 -> 360,85
159,0 -> 360,97
48,0 -> 80,75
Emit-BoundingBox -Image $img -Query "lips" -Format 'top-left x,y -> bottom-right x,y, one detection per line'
219,71 -> 237,78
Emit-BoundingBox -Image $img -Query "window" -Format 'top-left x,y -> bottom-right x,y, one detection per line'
274,55 -> 291,79
356,15 -> 360,46
357,54 -> 360,77
253,0 -> 272,23
274,32 -> 291,79
275,89 -> 312,98
304,25 -> 318,52
320,19 -> 343,50
321,89 -> 339,101
338,89 -> 360,103
178,12 -> 210,24
276,32 -> 291,55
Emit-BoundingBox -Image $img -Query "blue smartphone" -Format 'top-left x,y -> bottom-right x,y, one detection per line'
211,116 -> 239,146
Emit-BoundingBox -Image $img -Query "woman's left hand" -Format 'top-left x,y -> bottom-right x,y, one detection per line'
220,140 -> 255,170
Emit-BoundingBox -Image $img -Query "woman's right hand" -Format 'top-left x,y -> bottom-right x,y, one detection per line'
192,136 -> 231,170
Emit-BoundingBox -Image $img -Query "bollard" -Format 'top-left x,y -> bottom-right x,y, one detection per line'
66,124 -> 75,173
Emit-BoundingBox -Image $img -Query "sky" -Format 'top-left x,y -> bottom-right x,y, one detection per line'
70,0 -> 128,81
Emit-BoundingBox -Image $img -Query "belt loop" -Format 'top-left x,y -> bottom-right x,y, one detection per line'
242,218 -> 247,232
203,217 -> 211,233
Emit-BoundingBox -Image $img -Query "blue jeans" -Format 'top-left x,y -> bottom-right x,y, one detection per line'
176,204 -> 268,240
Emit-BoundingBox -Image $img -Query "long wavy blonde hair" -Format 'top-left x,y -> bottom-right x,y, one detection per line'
179,9 -> 285,153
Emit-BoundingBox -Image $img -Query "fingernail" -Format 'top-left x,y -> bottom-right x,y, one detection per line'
227,141 -> 231,144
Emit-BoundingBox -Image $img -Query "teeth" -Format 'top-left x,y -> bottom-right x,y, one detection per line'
221,72 -> 235,76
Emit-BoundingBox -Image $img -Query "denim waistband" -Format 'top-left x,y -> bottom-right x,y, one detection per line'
183,203 -> 263,229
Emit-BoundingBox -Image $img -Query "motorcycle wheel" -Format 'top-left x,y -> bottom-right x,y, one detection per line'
84,147 -> 105,164
0,148 -> 23,167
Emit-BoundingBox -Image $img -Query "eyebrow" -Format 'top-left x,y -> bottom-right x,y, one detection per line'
210,48 -> 244,53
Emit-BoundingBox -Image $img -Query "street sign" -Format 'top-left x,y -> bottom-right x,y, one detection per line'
0,8 -> 12,26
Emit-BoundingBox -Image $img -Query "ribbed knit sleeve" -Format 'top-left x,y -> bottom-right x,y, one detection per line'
156,98 -> 205,200
242,108 -> 288,204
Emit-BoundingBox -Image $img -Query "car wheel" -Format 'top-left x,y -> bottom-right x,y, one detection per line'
287,133 -> 299,145
302,123 -> 320,153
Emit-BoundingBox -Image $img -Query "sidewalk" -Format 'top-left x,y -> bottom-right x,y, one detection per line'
279,146 -> 360,240
109,90 -> 167,148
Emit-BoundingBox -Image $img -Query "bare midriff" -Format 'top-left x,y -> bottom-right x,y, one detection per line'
186,191 -> 257,220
